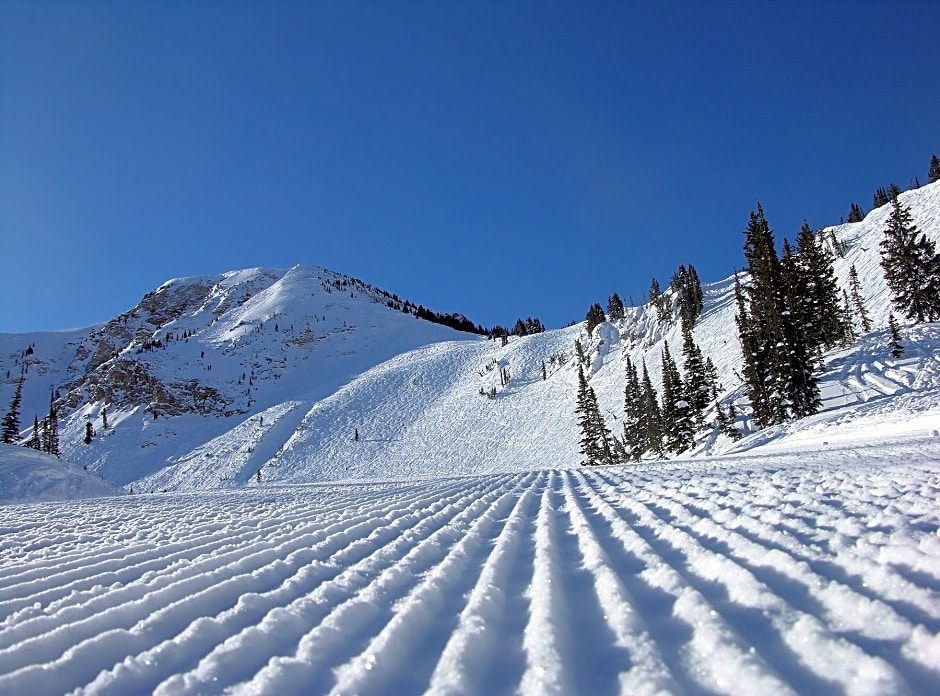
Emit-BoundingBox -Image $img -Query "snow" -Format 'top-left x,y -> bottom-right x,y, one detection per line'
0,445 -> 124,504
0,436 -> 937,694
1,183 -> 940,693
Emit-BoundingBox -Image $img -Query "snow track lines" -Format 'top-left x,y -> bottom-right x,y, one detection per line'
1,456 -> 938,695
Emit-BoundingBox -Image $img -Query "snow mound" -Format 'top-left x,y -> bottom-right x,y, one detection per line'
0,445 -> 125,504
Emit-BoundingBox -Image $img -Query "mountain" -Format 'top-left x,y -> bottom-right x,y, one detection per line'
1,182 -> 939,492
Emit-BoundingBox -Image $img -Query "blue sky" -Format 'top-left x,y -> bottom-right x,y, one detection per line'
1,0 -> 938,333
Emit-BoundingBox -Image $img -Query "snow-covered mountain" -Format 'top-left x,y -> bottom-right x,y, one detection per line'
2,182 -> 940,492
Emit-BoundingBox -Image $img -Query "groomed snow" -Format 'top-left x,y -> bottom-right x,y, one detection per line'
1,434 -> 938,695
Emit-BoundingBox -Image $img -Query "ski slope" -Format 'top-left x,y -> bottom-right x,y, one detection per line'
1,435 -> 938,695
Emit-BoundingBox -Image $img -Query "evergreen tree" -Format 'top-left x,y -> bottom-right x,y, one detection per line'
736,205 -> 820,427
639,361 -> 663,457
734,272 -> 776,428
607,293 -> 625,321
102,407 -> 108,430
27,416 -> 42,450
1,376 -> 24,444
793,221 -> 845,350
622,356 -> 644,461
847,203 -> 865,223
649,278 -> 670,322
84,422 -> 95,445
848,264 -> 872,333
873,186 -> 890,209
42,392 -> 60,457
680,323 -> 710,425
716,400 -> 742,440
574,339 -> 587,365
703,357 -> 720,400
585,303 -> 606,336
660,342 -> 693,454
575,365 -> 614,465
671,264 -> 704,328
929,154 -> 940,184
887,313 -> 904,358
880,195 -> 940,323
840,290 -> 859,344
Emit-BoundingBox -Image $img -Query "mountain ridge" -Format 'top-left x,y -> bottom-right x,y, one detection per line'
2,182 -> 939,490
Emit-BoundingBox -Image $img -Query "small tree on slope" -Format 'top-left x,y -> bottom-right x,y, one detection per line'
880,195 -> 940,323
1,376 -> 23,444
929,154 -> 940,185
575,365 -> 614,466
888,313 -> 905,359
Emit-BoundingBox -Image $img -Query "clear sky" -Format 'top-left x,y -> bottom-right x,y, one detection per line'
1,0 -> 938,334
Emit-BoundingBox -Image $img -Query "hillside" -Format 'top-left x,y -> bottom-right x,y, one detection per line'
1,182 -> 939,491
0,445 -> 124,504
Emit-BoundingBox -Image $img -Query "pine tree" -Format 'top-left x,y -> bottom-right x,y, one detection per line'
660,342 -> 693,454
639,361 -> 663,457
880,195 -> 940,323
84,422 -> 95,445
27,416 -> 42,450
672,264 -> 705,328
888,313 -> 904,358
736,205 -> 820,427
585,303 -> 606,336
622,356 -> 644,461
575,365 -> 614,465
734,272 -> 776,428
680,323 -> 710,426
716,401 -> 742,440
574,339 -> 586,365
1,376 -> 24,444
102,407 -> 108,430
649,278 -> 670,322
929,154 -> 940,184
42,392 -> 60,457
607,293 -> 625,321
847,203 -> 865,223
848,264 -> 871,333
793,221 -> 846,350
873,186 -> 890,209
840,290 -> 859,344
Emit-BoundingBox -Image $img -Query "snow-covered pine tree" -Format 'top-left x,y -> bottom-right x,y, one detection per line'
880,195 -> 940,323
607,293 -> 625,321
671,264 -> 704,328
888,313 -> 905,359
575,365 -> 614,466
649,278 -> 670,322
929,154 -> 940,184
640,360 -> 664,457
622,356 -> 644,461
660,342 -> 693,454
1,376 -> 23,444
734,272 -> 776,428
680,323 -> 710,426
585,303 -> 606,336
